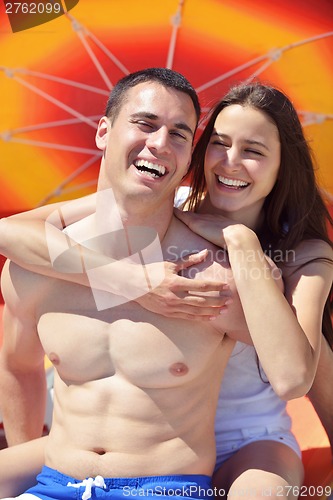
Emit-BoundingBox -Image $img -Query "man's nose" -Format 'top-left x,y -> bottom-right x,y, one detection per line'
146,127 -> 170,154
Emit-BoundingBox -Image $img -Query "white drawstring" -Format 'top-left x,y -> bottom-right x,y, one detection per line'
67,475 -> 106,500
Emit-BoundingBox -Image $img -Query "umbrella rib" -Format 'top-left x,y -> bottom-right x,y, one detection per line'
5,74 -> 98,129
1,136 -> 100,155
59,180 -> 97,196
74,29 -> 113,90
245,58 -> 276,80
248,32 -> 333,79
5,116 -> 102,135
50,155 -> 100,188
196,54 -> 268,93
37,155 -> 100,206
298,111 -> 333,126
65,12 -> 130,76
84,29 -> 130,76
8,68 -> 109,95
196,31 -> 333,94
37,180 -> 97,206
280,31 -> 333,53
166,0 -> 185,69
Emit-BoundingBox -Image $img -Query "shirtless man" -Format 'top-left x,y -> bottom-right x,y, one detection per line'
0,68 -> 244,499
0,68 -> 310,499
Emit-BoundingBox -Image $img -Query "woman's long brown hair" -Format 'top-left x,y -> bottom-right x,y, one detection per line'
186,82 -> 333,348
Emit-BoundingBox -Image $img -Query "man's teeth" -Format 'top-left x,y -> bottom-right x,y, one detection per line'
218,176 -> 249,188
135,160 -> 166,178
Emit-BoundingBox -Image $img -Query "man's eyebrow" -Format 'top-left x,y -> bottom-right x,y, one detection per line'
130,112 -> 194,137
175,122 -> 194,137
212,132 -> 269,151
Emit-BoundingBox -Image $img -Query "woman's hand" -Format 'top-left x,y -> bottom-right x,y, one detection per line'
136,249 -> 232,321
174,208 -> 232,248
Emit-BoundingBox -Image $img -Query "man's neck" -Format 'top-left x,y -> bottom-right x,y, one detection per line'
108,193 -> 173,243
120,207 -> 173,244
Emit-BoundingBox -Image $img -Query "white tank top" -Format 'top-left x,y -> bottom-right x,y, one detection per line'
215,342 -> 291,434
173,189 -> 292,435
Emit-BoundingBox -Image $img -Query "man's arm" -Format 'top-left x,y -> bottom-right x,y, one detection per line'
0,198 -> 230,320
0,194 -> 96,274
0,261 -> 47,446
0,437 -> 46,497
307,336 -> 333,458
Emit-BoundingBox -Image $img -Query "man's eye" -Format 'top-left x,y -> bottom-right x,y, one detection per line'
137,121 -> 153,128
171,131 -> 187,140
131,120 -> 153,130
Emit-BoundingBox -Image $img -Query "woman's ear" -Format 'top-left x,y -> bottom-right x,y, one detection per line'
95,116 -> 110,151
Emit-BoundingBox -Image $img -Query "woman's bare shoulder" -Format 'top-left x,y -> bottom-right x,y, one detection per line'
281,239 -> 333,275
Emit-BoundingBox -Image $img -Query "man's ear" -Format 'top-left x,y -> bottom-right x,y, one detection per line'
95,116 -> 110,151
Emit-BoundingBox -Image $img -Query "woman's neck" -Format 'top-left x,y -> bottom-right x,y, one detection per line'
198,194 -> 265,232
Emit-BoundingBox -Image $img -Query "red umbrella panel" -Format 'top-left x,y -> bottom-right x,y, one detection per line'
0,0 -> 332,214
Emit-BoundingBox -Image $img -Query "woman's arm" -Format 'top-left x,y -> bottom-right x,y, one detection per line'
0,436 -> 46,497
224,227 -> 331,399
175,210 -> 332,400
0,198 -> 230,320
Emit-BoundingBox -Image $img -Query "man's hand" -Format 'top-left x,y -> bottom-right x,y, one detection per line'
136,250 -> 232,320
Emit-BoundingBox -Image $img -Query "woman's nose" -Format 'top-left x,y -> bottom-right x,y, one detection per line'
224,147 -> 241,170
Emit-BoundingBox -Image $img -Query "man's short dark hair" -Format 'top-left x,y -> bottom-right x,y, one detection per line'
105,67 -> 201,125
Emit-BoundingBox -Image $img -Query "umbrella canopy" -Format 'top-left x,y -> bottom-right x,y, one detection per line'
1,0 -> 332,215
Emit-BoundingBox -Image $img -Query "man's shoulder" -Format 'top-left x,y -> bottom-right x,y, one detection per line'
2,259 -> 49,283
166,217 -> 229,266
1,259 -> 50,307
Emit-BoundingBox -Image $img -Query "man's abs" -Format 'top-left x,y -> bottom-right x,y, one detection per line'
44,344 -> 232,479
37,280 -> 235,478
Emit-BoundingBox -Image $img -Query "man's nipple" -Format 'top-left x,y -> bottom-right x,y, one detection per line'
169,362 -> 189,376
48,352 -> 60,365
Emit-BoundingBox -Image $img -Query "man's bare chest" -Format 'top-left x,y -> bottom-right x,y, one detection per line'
37,282 -> 225,388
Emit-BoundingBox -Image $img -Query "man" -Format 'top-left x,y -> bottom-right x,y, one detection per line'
0,68 -> 249,499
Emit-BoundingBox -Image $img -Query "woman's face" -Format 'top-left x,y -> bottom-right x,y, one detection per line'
204,104 -> 281,225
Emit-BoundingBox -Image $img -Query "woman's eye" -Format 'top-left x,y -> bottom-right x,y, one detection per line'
246,149 -> 263,156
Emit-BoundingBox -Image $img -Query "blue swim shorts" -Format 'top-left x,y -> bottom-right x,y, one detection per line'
14,466 -> 213,500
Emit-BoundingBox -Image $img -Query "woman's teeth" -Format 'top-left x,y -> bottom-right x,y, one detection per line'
217,175 -> 249,188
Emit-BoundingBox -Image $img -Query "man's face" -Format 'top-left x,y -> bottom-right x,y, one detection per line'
96,82 -> 197,211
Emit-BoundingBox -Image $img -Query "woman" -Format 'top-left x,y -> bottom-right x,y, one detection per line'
176,81 -> 333,498
0,82 -> 332,498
